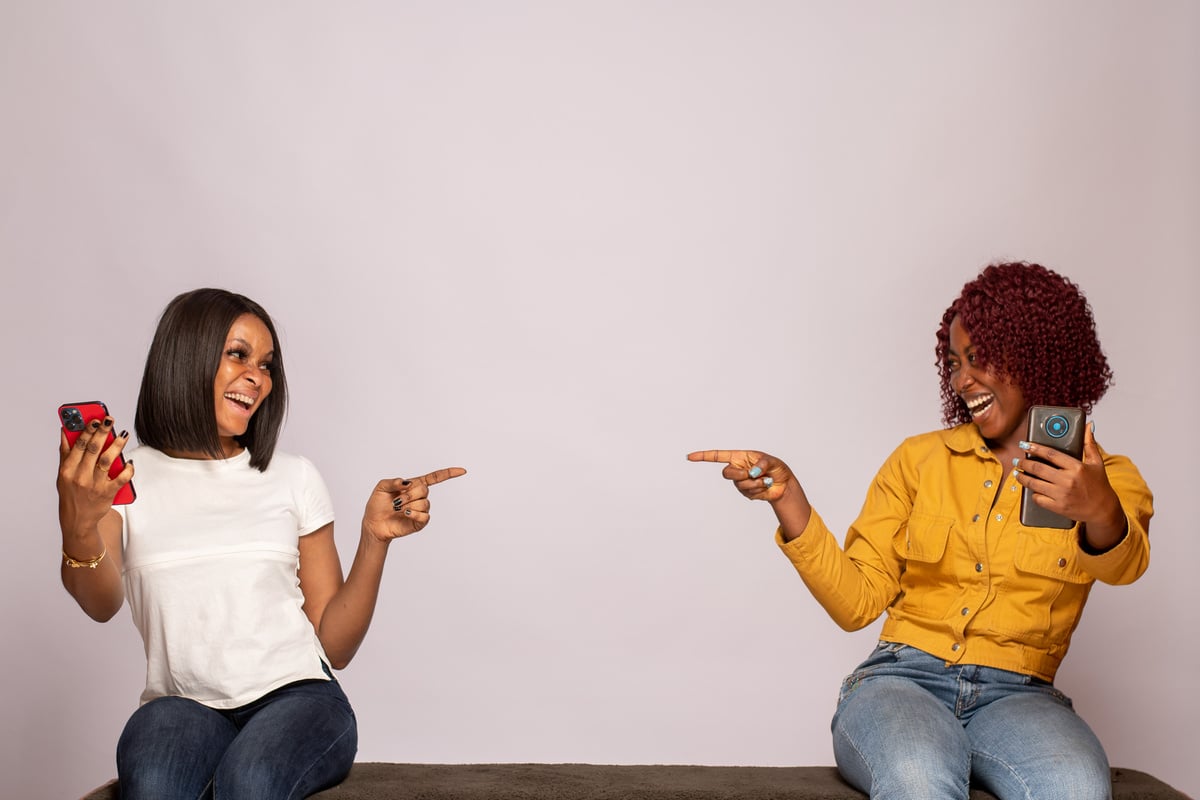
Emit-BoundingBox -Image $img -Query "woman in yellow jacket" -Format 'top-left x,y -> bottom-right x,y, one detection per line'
691,261 -> 1152,800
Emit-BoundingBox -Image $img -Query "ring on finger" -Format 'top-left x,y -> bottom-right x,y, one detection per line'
763,476 -> 774,488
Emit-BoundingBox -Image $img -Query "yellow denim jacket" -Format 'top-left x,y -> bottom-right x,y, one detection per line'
777,424 -> 1153,682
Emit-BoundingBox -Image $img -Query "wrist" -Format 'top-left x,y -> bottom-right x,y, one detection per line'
360,524 -> 394,548
63,544 -> 107,569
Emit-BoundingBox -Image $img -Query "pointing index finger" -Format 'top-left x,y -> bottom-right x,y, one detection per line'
416,467 -> 468,487
687,450 -> 736,464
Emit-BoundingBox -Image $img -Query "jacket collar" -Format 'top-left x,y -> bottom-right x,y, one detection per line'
942,423 -> 988,456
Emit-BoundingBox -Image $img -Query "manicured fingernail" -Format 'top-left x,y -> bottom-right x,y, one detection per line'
404,509 -> 412,516
763,476 -> 774,488
103,418 -> 113,427
119,430 -> 129,439
1012,458 -> 1019,466
1089,421 -> 1096,434
401,480 -> 412,486
1018,441 -> 1031,450
89,420 -> 100,429
748,466 -> 762,478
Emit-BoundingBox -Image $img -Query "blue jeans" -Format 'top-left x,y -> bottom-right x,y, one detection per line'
831,642 -> 1110,800
116,678 -> 357,800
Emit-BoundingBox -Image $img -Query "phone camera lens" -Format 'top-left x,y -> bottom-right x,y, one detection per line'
1045,415 -> 1069,439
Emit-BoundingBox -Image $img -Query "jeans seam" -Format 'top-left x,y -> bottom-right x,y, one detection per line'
280,717 -> 356,800
833,722 -> 875,792
972,748 -> 1034,800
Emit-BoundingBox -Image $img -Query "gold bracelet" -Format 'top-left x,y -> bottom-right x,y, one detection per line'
63,546 -> 107,569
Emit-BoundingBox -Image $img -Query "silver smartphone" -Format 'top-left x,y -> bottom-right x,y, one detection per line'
1018,405 -> 1084,529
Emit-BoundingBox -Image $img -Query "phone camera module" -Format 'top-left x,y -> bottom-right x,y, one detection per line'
1044,414 -> 1070,439
61,407 -> 85,432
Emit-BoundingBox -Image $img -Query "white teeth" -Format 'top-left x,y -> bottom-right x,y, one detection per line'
224,392 -> 254,407
965,393 -> 994,412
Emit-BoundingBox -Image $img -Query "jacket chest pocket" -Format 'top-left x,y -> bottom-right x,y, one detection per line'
993,529 -> 1094,643
893,512 -> 954,563
890,513 -> 955,617
1013,529 -> 1091,585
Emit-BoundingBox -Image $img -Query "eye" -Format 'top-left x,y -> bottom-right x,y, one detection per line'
259,361 -> 274,373
226,348 -> 246,360
946,359 -> 959,372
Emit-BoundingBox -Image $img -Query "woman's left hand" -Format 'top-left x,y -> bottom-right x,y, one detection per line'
362,467 -> 467,542
1013,422 -> 1124,532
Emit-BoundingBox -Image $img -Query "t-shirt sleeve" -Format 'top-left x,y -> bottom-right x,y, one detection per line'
295,456 -> 336,536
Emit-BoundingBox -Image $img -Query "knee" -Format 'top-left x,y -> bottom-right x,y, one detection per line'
833,724 -> 970,800
213,725 -> 356,800
1024,759 -> 1111,800
974,751 -> 1111,800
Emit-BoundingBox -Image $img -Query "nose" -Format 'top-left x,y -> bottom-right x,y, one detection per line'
953,365 -> 976,395
243,363 -> 268,385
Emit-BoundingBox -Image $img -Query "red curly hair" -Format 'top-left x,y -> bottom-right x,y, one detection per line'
935,262 -> 1113,427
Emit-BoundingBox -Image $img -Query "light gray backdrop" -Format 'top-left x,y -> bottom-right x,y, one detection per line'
3,3 -> 1197,798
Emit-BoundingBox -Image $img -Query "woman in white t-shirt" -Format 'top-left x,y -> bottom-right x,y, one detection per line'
57,288 -> 466,799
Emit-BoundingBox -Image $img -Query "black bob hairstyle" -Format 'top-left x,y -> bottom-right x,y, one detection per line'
134,288 -> 287,471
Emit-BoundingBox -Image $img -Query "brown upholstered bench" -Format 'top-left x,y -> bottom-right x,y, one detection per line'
81,762 -> 1189,799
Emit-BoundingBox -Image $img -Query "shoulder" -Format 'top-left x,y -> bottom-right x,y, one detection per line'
261,450 -> 325,482
1097,444 -> 1152,493
888,425 -> 977,462
873,426 -> 979,489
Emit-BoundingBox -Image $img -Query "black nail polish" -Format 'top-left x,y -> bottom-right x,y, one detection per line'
119,430 -> 129,439
89,420 -> 101,429
401,480 -> 412,486
103,418 -> 113,427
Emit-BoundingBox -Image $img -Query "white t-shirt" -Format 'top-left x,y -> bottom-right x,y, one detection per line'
117,446 -> 336,708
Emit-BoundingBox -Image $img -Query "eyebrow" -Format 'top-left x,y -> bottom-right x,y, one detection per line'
227,337 -> 275,358
947,342 -> 974,358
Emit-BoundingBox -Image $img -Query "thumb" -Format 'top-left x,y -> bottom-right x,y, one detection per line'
1081,420 -> 1103,464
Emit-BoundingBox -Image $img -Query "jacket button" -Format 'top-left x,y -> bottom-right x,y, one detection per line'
984,480 -> 993,488
975,563 -> 983,572
1058,557 -> 1067,567
951,643 -> 961,652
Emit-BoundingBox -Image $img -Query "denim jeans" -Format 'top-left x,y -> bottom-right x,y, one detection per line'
831,642 -> 1110,800
116,678 -> 357,800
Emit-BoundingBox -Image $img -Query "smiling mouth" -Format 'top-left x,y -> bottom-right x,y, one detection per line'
965,393 -> 995,418
224,392 -> 255,410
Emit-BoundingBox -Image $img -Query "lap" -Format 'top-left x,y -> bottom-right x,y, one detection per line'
831,643 -> 1110,800
117,680 -> 357,800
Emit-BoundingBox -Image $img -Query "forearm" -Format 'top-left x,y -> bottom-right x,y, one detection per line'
777,513 -> 896,631
1075,452 -> 1153,583
771,482 -> 880,626
60,525 -> 124,621
316,530 -> 390,669
772,482 -> 813,542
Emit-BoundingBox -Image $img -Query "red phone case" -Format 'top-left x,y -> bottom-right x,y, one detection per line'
58,401 -> 136,505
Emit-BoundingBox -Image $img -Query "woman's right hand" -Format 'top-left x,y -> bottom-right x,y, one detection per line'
687,449 -> 813,540
57,416 -> 130,621
57,417 -> 134,536
686,449 -> 797,501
